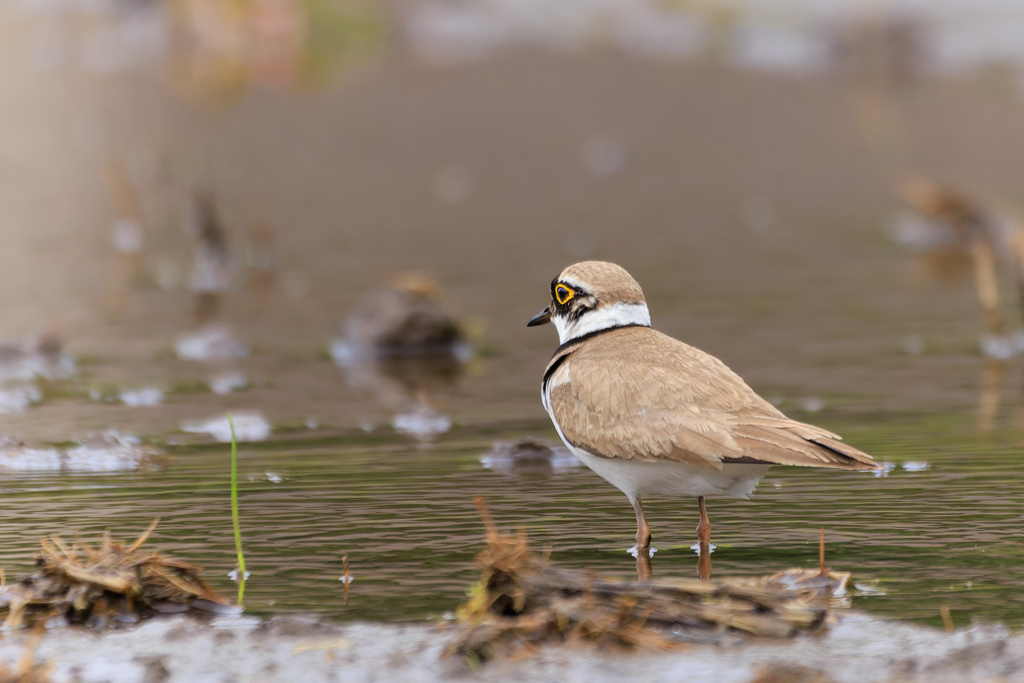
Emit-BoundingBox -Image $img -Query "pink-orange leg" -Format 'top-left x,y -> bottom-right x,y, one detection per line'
697,495 -> 712,581
632,496 -> 652,550
631,496 -> 652,581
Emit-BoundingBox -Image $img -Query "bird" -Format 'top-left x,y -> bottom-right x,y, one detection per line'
527,261 -> 880,580
897,175 -> 1024,356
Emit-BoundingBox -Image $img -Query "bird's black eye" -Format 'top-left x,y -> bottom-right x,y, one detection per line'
555,284 -> 575,306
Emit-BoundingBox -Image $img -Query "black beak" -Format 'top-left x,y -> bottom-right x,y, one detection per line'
527,306 -> 552,327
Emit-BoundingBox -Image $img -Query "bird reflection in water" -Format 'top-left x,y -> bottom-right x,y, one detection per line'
332,274 -> 472,443
630,529 -> 713,582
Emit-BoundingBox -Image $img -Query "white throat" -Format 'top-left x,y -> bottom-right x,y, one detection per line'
553,302 -> 651,344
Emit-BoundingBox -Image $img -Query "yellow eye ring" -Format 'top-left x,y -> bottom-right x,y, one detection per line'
555,284 -> 575,305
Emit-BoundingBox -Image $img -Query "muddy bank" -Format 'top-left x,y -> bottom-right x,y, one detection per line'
0,612 -> 1016,683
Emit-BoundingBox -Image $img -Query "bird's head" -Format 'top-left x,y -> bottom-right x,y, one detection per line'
527,261 -> 651,344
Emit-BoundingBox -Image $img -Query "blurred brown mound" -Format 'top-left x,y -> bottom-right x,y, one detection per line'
448,499 -> 833,665
897,175 -> 1024,342
480,437 -> 579,475
0,520 -> 228,630
897,176 -> 1008,277
341,274 -> 465,356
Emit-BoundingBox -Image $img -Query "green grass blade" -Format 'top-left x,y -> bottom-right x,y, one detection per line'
228,413 -> 247,605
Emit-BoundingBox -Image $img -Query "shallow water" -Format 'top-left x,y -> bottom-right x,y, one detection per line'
2,409 -> 1023,630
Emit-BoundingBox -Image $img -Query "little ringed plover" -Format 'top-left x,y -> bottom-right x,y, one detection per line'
527,261 -> 880,578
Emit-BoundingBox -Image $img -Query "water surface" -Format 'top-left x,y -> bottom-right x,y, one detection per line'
2,409 -> 1021,630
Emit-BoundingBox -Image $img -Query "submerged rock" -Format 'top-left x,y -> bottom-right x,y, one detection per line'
0,436 -> 63,472
333,277 -> 471,445
391,404 -> 451,440
181,411 -> 271,442
175,324 -> 248,362
979,330 -> 1024,360
333,275 -> 470,362
0,334 -> 75,384
0,432 -> 158,473
0,385 -> 42,414
64,432 -> 160,472
480,437 -> 580,474
119,386 -> 164,407
207,370 -> 248,395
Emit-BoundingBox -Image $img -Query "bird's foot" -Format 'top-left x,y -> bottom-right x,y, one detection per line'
627,545 -> 657,558
690,542 -> 717,554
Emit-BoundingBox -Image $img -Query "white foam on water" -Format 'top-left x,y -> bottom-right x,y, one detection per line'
0,385 -> 42,414
175,324 -> 248,362
119,387 -> 164,407
391,405 -> 451,439
181,412 -> 272,442
63,431 -> 154,472
0,431 -> 156,472
207,371 -> 248,395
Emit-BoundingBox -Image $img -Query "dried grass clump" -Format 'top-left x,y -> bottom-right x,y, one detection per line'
0,519 -> 227,630
448,499 -> 834,665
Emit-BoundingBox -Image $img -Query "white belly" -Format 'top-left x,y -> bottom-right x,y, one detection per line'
543,378 -> 771,502
570,446 -> 771,500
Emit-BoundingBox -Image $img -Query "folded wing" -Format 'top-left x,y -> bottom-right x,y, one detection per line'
548,328 -> 878,472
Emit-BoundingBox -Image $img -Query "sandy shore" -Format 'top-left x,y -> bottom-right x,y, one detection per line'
0,612 -> 1019,683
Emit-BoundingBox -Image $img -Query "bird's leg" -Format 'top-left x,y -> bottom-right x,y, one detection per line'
631,496 -> 653,582
696,495 -> 712,581
696,496 -> 711,545
632,495 -> 651,550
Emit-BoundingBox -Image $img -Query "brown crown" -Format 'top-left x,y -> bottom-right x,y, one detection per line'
558,261 -> 647,307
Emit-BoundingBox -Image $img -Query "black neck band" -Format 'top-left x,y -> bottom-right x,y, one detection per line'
551,323 -> 647,357
542,323 -> 647,390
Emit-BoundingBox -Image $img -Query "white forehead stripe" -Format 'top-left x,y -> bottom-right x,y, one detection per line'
559,276 -> 585,290
553,302 -> 651,344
